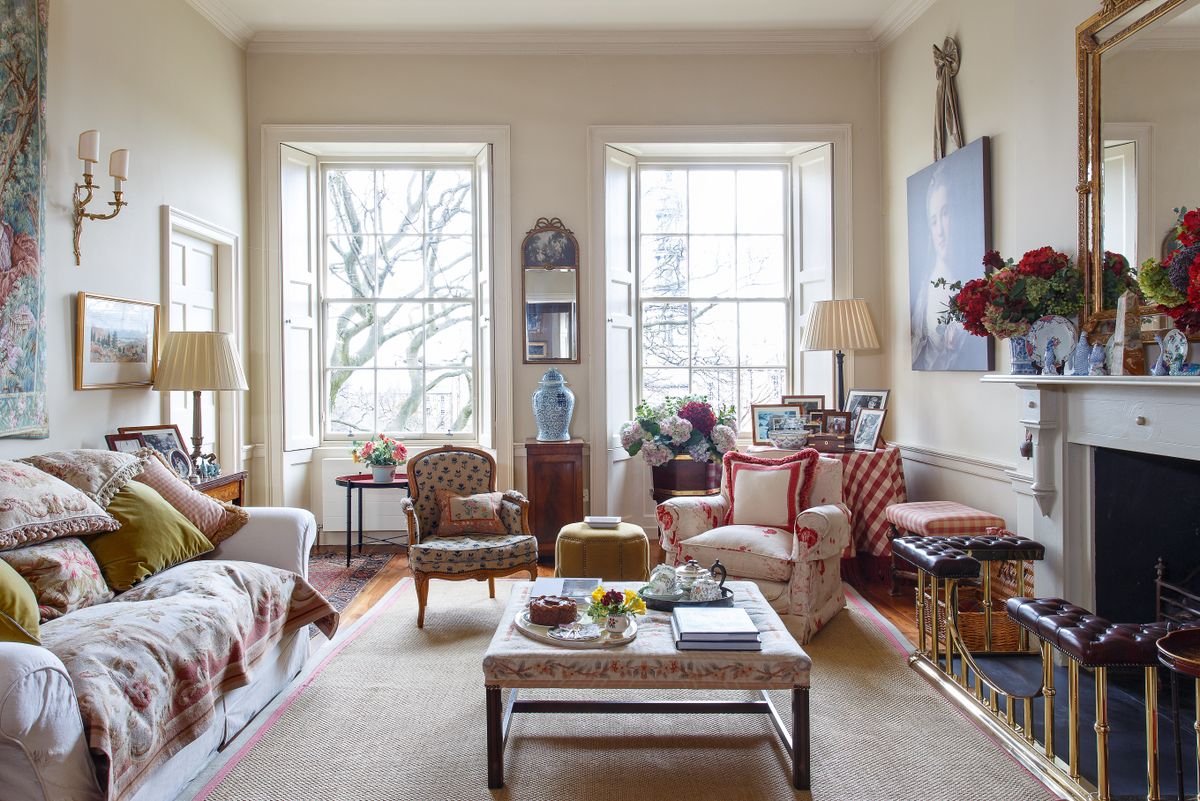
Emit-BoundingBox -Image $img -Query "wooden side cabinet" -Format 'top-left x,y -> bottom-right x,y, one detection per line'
524,439 -> 585,558
194,471 -> 247,506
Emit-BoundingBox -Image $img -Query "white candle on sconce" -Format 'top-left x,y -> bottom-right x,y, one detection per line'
78,130 -> 99,175
109,149 -> 129,191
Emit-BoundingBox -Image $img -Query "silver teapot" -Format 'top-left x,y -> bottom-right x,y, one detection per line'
675,559 -> 728,594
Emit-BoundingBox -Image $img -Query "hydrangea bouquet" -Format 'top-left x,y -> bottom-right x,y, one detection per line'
1138,207 -> 1200,334
620,395 -> 737,467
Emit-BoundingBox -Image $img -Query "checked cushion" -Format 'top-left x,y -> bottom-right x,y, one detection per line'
410,533 -> 537,575
885,501 -> 1003,538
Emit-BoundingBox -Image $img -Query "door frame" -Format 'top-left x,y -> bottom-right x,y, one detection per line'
160,205 -> 245,473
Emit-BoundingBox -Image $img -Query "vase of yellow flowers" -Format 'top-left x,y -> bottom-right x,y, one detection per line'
351,434 -> 409,482
587,586 -> 647,633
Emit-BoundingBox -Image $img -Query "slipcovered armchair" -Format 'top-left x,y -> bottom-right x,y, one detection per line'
656,454 -> 851,643
401,446 -> 538,627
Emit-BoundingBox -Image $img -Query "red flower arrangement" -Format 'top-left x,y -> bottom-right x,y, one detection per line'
677,400 -> 717,437
1138,207 -> 1200,334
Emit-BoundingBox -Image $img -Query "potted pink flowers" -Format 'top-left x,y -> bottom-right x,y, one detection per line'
351,434 -> 408,482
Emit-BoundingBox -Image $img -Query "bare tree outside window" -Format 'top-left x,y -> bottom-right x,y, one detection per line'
638,166 -> 790,433
323,166 -> 476,437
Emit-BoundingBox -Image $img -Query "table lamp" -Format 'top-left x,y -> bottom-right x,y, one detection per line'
154,331 -> 249,480
799,299 -> 880,411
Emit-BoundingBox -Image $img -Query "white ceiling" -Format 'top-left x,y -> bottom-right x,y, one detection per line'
186,0 -> 936,50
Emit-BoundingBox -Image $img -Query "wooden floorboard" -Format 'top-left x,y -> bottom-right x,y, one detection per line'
316,544 -> 919,640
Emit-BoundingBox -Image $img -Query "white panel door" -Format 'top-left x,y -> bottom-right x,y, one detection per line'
280,145 -> 321,452
1103,140 -> 1138,265
793,144 -> 835,404
167,230 -> 218,451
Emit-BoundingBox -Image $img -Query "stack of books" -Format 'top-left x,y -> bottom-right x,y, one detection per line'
670,606 -> 762,651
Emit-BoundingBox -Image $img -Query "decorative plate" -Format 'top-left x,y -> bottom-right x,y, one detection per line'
1028,315 -> 1078,371
1162,329 -> 1189,366
514,610 -> 638,649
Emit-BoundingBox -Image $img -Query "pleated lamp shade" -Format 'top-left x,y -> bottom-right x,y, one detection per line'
800,299 -> 880,352
154,331 -> 249,392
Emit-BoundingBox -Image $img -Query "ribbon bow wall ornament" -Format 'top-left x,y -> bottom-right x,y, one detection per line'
933,37 -> 965,161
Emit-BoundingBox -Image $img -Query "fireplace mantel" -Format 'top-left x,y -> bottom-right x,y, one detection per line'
984,373 -> 1200,608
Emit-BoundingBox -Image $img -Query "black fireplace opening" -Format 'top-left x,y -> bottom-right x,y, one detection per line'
1093,447 -> 1200,623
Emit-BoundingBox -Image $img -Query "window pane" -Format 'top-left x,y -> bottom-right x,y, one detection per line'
426,168 -> 473,236
689,170 -> 735,233
375,370 -> 423,433
736,169 -> 785,234
376,235 -> 424,299
640,169 -> 687,235
639,235 -> 687,297
693,369 -> 738,414
739,302 -> 787,366
326,169 -> 377,236
688,235 -> 734,299
424,302 -> 474,368
327,369 -> 374,435
424,369 -> 473,433
375,303 -> 424,368
377,169 -> 422,235
691,302 -> 737,367
641,303 -> 689,368
427,236 -> 474,299
739,368 -> 786,432
641,368 -> 688,408
326,236 -> 375,299
325,302 -> 374,369
737,235 -> 786,296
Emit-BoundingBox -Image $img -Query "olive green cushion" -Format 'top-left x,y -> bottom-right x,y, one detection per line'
0,559 -> 39,644
90,481 -> 214,591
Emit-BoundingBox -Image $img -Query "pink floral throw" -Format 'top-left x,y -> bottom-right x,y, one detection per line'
39,560 -> 338,801
0,538 -> 113,621
133,449 -> 248,545
0,460 -> 119,550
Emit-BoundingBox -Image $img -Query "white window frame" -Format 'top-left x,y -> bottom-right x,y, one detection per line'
633,158 -> 795,434
317,157 -> 482,442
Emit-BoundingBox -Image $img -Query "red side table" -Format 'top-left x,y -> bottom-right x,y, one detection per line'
334,473 -> 410,567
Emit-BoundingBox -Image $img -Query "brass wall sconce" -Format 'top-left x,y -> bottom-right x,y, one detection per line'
72,129 -> 129,266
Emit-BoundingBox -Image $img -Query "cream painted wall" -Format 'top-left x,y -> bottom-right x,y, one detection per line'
244,51 -> 885,517
880,0 -> 1096,524
0,0 -> 247,459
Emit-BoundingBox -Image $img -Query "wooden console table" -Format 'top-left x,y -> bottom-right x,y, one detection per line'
194,471 -> 247,506
524,438 -> 585,558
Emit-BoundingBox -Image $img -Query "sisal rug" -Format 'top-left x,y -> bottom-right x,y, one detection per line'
184,581 -> 1057,801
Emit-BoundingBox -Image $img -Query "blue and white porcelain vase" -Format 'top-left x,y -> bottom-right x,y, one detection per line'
532,368 -> 575,442
1009,336 -> 1037,376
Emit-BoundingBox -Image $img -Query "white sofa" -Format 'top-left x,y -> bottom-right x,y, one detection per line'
0,507 -> 319,801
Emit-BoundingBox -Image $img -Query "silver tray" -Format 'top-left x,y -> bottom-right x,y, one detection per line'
637,586 -> 734,612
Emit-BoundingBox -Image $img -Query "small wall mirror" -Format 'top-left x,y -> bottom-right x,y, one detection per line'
521,217 -> 580,363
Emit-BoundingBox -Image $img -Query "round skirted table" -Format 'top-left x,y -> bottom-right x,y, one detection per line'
334,473 -> 410,567
1156,627 -> 1200,801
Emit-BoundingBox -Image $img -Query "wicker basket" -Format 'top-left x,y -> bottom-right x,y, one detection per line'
919,560 -> 1034,653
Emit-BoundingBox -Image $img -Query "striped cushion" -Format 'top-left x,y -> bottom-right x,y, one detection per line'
885,501 -> 1004,537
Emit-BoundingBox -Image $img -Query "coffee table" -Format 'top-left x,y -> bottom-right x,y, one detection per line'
481,580 -> 811,790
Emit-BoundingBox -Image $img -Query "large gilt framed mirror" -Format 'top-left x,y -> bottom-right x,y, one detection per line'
521,217 -> 580,364
1078,0 -> 1200,340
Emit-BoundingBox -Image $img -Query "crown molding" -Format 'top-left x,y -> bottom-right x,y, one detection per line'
183,0 -> 253,48
246,28 -> 880,56
870,0 -> 938,47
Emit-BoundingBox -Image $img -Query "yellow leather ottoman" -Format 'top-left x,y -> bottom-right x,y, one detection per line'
554,522 -> 650,581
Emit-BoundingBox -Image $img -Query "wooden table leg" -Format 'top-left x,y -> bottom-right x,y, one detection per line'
793,685 -> 810,790
486,685 -> 504,788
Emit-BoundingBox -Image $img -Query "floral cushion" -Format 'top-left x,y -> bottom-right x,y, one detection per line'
435,489 -> 506,536
678,525 -> 795,583
408,449 -> 495,536
0,538 -> 113,622
133,448 -> 248,545
18,449 -> 143,508
410,533 -> 537,575
0,460 -> 119,551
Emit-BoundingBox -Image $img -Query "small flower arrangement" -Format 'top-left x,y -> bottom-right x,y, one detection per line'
1101,251 -> 1141,308
620,395 -> 737,468
587,586 -> 647,620
934,247 -> 1084,339
1138,207 -> 1200,334
350,434 -> 408,467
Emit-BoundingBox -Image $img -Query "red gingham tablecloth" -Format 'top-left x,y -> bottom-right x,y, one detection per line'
835,445 -> 907,557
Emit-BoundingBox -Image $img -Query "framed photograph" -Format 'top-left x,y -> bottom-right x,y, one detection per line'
166,448 -> 194,481
520,217 -> 579,269
119,424 -> 187,467
807,410 -> 826,432
853,408 -> 887,452
845,389 -> 890,425
906,137 -> 994,372
824,411 -> 852,436
105,433 -> 146,454
75,293 -> 160,390
781,395 -> 825,415
526,341 -> 547,359
750,404 -> 805,446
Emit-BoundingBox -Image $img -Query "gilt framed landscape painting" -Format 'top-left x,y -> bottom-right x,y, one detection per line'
0,0 -> 48,436
75,293 -> 159,390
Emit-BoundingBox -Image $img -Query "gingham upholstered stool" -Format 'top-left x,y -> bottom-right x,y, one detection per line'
554,522 -> 650,582
885,501 -> 1005,595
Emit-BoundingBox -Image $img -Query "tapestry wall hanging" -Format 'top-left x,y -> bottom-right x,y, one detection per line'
0,0 -> 48,437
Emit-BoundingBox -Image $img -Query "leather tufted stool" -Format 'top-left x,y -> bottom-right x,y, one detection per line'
886,501 -> 1006,594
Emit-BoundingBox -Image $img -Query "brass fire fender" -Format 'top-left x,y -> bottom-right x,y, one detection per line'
906,568 -> 1184,801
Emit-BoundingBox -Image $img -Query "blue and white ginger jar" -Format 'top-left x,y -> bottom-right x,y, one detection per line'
532,368 -> 575,442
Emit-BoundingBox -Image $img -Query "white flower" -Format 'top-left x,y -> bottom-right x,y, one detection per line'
710,424 -> 737,454
640,440 -> 674,468
687,441 -> 712,463
659,415 -> 693,445
619,421 -> 646,449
